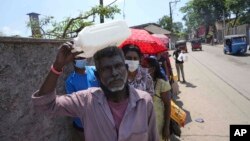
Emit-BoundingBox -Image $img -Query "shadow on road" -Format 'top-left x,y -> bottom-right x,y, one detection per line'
175,100 -> 192,125
190,49 -> 203,52
172,92 -> 180,100
172,100 -> 192,141
232,53 -> 250,57
180,81 -> 197,88
170,134 -> 181,141
170,90 -> 193,141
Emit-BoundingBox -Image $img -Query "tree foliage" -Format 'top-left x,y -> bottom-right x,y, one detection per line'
157,15 -> 186,39
172,22 -> 183,33
27,5 -> 120,39
181,0 -> 226,33
181,0 -> 250,36
157,15 -> 172,32
225,0 -> 250,26
157,16 -> 183,32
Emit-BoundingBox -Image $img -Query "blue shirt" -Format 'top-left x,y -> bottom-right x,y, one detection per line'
65,66 -> 99,128
159,67 -> 169,81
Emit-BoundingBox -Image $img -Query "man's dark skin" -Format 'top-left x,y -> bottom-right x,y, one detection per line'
38,42 -> 129,103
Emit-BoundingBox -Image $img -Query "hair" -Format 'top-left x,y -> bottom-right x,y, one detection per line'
93,46 -> 125,71
145,57 -> 166,81
121,44 -> 142,58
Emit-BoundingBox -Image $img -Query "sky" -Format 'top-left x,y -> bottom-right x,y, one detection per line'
0,0 -> 189,37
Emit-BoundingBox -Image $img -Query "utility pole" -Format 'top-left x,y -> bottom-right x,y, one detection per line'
100,0 -> 104,23
223,10 -> 226,41
169,0 -> 180,31
169,2 -> 172,31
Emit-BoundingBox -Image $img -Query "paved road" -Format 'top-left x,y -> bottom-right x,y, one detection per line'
189,43 -> 250,100
169,43 -> 250,141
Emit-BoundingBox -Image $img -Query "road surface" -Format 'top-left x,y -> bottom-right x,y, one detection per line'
169,43 -> 250,141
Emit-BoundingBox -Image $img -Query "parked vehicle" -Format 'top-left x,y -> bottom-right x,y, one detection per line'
190,38 -> 202,51
224,34 -> 248,55
175,40 -> 188,53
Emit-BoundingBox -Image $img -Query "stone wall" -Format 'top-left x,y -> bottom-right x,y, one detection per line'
0,37 -> 76,141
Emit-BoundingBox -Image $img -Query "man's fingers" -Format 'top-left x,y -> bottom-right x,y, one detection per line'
65,41 -> 73,46
72,51 -> 84,57
64,42 -> 74,49
58,42 -> 74,51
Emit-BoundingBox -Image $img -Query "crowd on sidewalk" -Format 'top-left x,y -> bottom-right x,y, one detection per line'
31,42 -> 186,141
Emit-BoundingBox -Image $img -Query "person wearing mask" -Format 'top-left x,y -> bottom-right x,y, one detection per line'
156,52 -> 172,81
65,57 -> 99,141
173,48 -> 186,83
121,44 -> 154,96
144,57 -> 172,141
31,42 -> 159,141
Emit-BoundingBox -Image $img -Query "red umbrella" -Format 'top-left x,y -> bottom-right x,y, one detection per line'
152,34 -> 169,48
119,29 -> 167,54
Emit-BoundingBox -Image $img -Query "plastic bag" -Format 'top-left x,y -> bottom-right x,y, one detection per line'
183,53 -> 188,61
171,81 -> 179,95
177,52 -> 187,62
177,52 -> 183,62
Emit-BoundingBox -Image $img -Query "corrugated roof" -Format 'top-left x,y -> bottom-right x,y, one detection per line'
144,25 -> 171,34
131,23 -> 171,35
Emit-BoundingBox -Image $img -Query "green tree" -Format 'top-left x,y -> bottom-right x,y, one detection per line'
27,5 -> 120,39
172,22 -> 183,33
157,15 -> 172,31
157,15 -> 186,39
180,0 -> 226,40
180,1 -> 202,32
225,0 -> 250,27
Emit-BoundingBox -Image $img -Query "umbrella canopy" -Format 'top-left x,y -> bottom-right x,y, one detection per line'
152,34 -> 169,46
119,29 -> 167,54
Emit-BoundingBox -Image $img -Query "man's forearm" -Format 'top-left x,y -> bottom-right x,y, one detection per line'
37,63 -> 63,96
164,104 -> 171,127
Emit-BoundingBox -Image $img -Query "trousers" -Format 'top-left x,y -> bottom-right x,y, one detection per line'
175,63 -> 185,82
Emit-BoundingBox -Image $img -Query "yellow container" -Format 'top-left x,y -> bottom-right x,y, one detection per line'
171,100 -> 186,127
173,74 -> 178,81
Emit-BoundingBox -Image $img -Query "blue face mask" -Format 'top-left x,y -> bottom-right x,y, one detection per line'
75,59 -> 87,69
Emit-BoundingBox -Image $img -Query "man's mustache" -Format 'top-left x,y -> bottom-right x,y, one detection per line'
107,77 -> 124,85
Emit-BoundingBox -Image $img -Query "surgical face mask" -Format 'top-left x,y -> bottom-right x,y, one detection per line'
125,60 -> 139,72
75,59 -> 87,69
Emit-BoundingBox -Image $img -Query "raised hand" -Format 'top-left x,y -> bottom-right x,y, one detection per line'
53,41 -> 83,70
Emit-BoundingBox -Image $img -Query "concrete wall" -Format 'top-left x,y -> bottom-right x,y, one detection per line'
0,37 -> 76,141
226,24 -> 250,45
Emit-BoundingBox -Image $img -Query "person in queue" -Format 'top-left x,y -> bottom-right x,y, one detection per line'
31,42 -> 159,141
65,57 -> 99,141
121,44 -> 154,96
144,57 -> 172,141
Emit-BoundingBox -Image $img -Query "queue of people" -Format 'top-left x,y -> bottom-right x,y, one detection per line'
31,41 -> 183,141
65,57 -> 99,141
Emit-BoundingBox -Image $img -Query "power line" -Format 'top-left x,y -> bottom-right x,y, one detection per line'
123,0 -> 126,19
